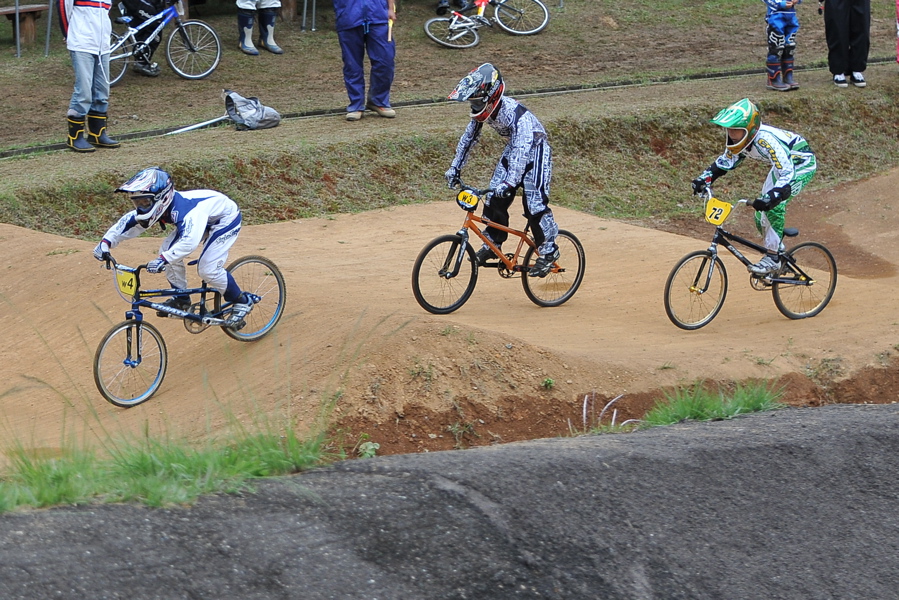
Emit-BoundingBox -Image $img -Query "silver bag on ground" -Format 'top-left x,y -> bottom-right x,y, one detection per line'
222,89 -> 281,131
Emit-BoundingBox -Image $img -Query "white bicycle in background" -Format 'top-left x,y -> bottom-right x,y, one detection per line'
108,0 -> 222,86
425,0 -> 550,49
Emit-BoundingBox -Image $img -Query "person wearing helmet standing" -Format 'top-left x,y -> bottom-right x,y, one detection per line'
444,63 -> 560,278
691,98 -> 817,275
92,167 -> 254,326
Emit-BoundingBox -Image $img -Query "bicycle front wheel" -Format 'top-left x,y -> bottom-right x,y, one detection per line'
218,255 -> 286,342
772,242 -> 837,320
108,32 -> 130,87
166,20 -> 221,80
493,0 -> 549,35
94,320 -> 168,408
412,234 -> 479,314
664,250 -> 729,330
521,230 -> 585,307
424,17 -> 480,48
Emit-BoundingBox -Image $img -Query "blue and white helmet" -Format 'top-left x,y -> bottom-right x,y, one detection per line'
449,63 -> 505,123
116,167 -> 174,228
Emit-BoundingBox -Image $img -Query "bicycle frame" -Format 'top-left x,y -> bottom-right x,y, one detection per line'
106,258 -> 249,328
445,0 -> 492,32
696,194 -> 816,291
111,0 -> 187,58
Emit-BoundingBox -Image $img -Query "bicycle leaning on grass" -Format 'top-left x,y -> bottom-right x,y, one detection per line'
93,253 -> 286,407
412,180 -> 585,314
663,187 -> 837,330
424,0 -> 550,49
108,0 -> 222,86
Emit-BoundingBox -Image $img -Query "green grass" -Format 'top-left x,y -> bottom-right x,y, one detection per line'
641,381 -> 784,427
0,425 -> 330,512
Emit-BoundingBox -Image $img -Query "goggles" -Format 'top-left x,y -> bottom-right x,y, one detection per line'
130,193 -> 155,214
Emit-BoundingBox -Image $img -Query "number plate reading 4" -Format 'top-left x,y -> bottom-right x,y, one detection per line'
705,197 -> 733,225
115,270 -> 136,296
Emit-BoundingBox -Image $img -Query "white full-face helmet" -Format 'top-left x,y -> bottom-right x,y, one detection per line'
116,167 -> 175,228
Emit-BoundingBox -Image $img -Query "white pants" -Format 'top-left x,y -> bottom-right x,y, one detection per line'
160,216 -> 241,293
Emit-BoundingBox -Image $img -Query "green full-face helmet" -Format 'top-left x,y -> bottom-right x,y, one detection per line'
710,98 -> 761,154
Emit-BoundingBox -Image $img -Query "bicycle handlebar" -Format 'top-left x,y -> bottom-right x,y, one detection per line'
699,186 -> 751,205
451,178 -> 493,197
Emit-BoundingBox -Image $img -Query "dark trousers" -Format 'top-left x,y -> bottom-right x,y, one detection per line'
823,0 -> 871,74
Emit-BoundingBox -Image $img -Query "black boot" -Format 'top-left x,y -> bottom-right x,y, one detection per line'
258,8 -> 284,54
237,9 -> 259,55
86,111 -> 121,148
66,116 -> 95,153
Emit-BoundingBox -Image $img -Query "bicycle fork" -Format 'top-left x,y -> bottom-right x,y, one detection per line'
440,228 -> 472,279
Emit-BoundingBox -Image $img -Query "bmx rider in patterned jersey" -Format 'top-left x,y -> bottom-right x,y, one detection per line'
444,63 -> 560,278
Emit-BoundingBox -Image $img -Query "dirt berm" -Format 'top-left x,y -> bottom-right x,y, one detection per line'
0,403 -> 896,599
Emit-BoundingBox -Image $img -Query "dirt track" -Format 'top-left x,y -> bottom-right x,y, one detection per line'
1,140 -> 898,456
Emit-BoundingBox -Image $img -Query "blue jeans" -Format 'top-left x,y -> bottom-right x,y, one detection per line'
337,23 -> 395,112
68,51 -> 110,117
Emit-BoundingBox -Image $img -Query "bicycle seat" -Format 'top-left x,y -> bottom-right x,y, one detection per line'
784,227 -> 799,237
115,16 -> 132,24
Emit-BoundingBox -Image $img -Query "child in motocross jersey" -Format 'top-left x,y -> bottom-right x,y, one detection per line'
92,167 -> 254,325
762,0 -> 802,91
691,98 -> 817,275
444,63 -> 560,278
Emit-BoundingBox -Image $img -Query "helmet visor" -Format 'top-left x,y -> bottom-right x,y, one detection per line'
130,193 -> 155,214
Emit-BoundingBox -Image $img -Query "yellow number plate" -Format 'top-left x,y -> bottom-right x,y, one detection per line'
704,197 -> 733,225
115,270 -> 137,296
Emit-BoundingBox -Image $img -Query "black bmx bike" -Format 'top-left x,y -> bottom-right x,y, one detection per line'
663,187 -> 837,330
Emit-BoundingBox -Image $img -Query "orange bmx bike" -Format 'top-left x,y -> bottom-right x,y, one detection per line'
412,181 -> 585,314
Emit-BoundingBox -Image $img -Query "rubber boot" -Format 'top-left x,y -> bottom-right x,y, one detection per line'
86,111 -> 121,148
782,58 -> 799,90
237,10 -> 259,55
66,115 -> 95,153
765,61 -> 789,92
258,8 -> 284,54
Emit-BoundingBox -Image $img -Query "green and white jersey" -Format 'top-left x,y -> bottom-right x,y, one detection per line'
713,123 -> 816,191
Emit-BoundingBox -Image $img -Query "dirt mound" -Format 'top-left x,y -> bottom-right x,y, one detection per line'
2,158 -> 898,458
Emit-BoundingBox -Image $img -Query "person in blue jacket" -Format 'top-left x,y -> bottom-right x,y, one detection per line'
332,0 -> 397,121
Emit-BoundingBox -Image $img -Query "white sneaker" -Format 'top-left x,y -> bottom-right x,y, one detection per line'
850,72 -> 866,87
833,74 -> 848,88
748,254 -> 782,275
228,295 -> 254,326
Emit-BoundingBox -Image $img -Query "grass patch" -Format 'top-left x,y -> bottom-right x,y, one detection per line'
0,424 -> 330,512
641,381 -> 784,427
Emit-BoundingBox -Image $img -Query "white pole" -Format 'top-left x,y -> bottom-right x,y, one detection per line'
164,115 -> 230,135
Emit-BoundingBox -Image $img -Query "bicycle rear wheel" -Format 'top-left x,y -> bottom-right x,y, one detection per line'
218,255 -> 286,342
108,32 -> 130,87
493,0 -> 549,35
521,230 -> 585,307
166,20 -> 221,80
664,250 -> 728,330
94,320 -> 168,408
412,234 -> 479,314
772,242 -> 837,320
424,17 -> 480,48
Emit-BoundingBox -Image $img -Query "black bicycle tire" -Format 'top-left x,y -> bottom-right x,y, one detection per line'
412,234 -> 479,314
93,319 -> 168,408
424,17 -> 480,48
165,20 -> 222,80
493,0 -> 549,35
218,255 -> 287,342
521,229 -> 585,307
108,32 -> 131,87
664,250 -> 729,330
772,241 -> 837,320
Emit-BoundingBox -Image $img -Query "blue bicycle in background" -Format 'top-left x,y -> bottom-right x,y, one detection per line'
108,0 -> 222,86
